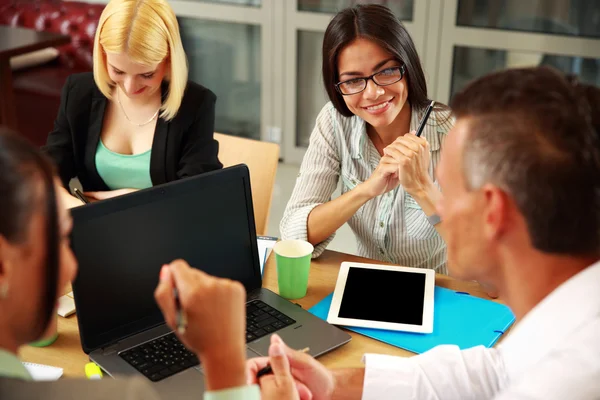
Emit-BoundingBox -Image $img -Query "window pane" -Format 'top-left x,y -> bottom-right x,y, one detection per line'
179,18 -> 261,140
451,46 -> 600,99
457,0 -> 600,39
192,0 -> 260,6
296,31 -> 327,147
298,0 -> 414,20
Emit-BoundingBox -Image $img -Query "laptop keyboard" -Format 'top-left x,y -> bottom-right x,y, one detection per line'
245,300 -> 296,342
119,333 -> 199,382
120,300 -> 296,382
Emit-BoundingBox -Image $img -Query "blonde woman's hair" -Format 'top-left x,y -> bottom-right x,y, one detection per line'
93,0 -> 188,121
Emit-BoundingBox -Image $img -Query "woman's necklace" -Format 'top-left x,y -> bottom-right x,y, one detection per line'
117,89 -> 160,127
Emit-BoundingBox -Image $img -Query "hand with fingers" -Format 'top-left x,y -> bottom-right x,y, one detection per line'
64,194 -> 85,208
359,154 -> 402,198
58,186 -> 85,209
154,260 -> 247,391
383,130 -> 433,196
258,340 -> 304,400
247,334 -> 335,400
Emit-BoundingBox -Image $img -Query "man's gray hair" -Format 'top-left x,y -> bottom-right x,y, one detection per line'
451,67 -> 600,256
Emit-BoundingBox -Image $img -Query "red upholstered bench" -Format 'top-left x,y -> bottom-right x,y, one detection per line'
0,0 -> 105,146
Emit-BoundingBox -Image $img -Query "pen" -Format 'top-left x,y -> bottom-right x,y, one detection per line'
173,287 -> 186,334
73,188 -> 90,204
256,347 -> 310,380
415,100 -> 435,137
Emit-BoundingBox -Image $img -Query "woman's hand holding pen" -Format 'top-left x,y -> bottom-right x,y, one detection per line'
359,101 -> 436,201
383,131 -> 434,196
57,186 -> 85,209
358,131 -> 433,200
383,132 -> 443,218
154,260 -> 247,391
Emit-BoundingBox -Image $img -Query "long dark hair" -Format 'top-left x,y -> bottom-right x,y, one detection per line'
0,129 -> 59,339
322,4 -> 432,117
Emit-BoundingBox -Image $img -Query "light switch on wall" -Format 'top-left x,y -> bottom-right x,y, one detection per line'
267,126 -> 282,144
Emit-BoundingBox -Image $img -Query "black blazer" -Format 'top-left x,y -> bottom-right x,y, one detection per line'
44,72 -> 223,191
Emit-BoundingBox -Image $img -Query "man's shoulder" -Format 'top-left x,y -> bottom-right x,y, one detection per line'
502,321 -> 600,399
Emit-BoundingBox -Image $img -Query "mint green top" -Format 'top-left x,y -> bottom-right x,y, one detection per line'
95,140 -> 153,191
0,349 -> 31,380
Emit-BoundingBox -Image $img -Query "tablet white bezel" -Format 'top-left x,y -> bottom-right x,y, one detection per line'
327,262 -> 435,333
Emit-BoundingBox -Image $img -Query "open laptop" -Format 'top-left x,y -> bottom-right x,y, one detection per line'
70,164 -> 351,397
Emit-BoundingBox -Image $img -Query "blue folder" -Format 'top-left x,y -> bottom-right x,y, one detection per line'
308,286 -> 515,354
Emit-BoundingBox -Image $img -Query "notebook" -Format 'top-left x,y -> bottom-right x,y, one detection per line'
23,362 -> 63,381
309,286 -> 515,354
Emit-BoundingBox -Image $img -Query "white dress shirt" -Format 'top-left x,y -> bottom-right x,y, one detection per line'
361,260 -> 600,400
281,102 -> 453,273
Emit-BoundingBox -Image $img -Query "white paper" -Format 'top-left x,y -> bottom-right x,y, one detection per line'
257,237 -> 277,275
23,362 -> 63,381
57,294 -> 76,317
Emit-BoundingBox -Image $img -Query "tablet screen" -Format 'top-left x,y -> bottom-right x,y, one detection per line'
338,267 -> 426,325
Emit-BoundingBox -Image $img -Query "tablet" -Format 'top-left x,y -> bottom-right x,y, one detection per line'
327,262 -> 435,333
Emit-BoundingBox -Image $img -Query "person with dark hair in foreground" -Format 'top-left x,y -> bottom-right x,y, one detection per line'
0,130 -> 296,400
249,66 -> 600,399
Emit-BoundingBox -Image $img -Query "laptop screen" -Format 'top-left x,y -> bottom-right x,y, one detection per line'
70,165 -> 261,353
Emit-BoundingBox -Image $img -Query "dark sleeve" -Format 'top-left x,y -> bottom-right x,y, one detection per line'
42,75 -> 76,189
177,90 -> 223,179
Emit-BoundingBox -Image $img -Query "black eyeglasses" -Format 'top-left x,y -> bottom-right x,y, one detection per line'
335,64 -> 407,96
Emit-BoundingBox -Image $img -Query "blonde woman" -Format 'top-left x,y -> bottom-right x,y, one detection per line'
45,0 -> 222,208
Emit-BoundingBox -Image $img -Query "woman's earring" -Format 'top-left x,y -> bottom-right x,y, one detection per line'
0,282 -> 8,299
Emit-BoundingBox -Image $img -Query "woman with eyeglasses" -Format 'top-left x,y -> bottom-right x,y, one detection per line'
44,0 -> 222,209
281,4 -> 453,272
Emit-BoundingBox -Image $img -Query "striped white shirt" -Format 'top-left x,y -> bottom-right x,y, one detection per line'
280,102 -> 453,273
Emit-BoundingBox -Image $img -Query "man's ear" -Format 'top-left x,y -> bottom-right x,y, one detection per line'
481,184 -> 511,241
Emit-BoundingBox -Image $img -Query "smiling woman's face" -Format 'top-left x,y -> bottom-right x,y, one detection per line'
337,38 -> 409,128
105,51 -> 167,99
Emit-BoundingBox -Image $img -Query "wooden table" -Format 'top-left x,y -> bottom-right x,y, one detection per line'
19,250 -> 496,376
0,26 -> 70,130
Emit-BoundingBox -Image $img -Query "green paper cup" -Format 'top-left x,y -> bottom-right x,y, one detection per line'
274,240 -> 314,300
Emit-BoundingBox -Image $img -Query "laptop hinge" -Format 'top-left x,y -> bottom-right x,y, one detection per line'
101,343 -> 120,356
